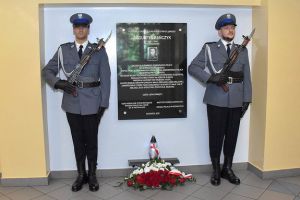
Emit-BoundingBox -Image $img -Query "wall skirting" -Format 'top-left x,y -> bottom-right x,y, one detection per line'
0,172 -> 50,186
247,163 -> 300,179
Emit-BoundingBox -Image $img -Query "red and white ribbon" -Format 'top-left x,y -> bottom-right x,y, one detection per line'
150,143 -> 159,156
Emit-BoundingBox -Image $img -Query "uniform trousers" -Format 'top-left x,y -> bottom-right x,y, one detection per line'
207,104 -> 242,159
66,112 -> 99,163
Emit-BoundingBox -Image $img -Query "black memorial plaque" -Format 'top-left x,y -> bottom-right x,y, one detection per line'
117,23 -> 187,120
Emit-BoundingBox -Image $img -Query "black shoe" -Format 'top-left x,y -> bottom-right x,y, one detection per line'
210,157 -> 221,186
71,174 -> 88,192
221,157 -> 240,185
88,161 -> 99,192
71,161 -> 88,192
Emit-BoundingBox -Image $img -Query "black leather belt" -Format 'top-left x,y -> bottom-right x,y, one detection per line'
73,81 -> 100,88
227,71 -> 244,84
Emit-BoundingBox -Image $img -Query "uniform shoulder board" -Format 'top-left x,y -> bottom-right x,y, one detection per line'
205,42 -> 216,44
60,42 -> 73,47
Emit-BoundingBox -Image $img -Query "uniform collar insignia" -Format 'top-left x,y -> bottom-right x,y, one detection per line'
86,41 -> 92,49
217,40 -> 223,47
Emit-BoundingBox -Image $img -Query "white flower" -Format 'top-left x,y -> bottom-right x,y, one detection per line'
132,169 -> 139,175
171,169 -> 180,173
144,167 -> 150,173
150,166 -> 159,171
161,163 -> 167,168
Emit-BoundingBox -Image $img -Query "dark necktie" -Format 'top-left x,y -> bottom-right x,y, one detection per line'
226,43 -> 231,57
78,45 -> 83,59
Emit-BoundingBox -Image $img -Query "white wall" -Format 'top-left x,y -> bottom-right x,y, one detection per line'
43,6 -> 252,171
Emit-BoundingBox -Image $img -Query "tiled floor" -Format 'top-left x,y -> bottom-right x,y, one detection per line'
1,170 -> 300,200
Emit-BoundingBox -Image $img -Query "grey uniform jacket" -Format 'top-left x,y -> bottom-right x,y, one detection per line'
188,40 -> 252,108
42,42 -> 111,115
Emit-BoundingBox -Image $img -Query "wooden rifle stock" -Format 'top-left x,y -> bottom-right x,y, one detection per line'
221,84 -> 229,92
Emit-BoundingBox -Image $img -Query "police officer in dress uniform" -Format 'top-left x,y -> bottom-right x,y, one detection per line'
42,13 -> 111,192
188,13 -> 252,186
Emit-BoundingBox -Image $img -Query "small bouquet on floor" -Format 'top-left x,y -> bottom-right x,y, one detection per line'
123,136 -> 195,190
125,158 -> 195,190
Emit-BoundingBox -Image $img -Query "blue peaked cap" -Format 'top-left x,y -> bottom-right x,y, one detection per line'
70,13 -> 93,25
215,13 -> 237,30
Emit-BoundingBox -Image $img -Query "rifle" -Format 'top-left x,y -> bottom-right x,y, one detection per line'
68,31 -> 112,96
220,28 -> 255,92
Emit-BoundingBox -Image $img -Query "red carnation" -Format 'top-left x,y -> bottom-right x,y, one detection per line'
179,178 -> 186,183
136,174 -> 145,184
127,180 -> 134,187
169,177 -> 177,185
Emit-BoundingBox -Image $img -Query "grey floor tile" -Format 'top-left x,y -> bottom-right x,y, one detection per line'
232,183 -> 265,199
0,195 -> 10,200
150,190 -> 188,200
258,190 -> 295,200
5,187 -> 44,200
267,180 -> 300,196
109,191 -> 146,200
100,177 -> 126,187
69,192 -> 103,200
33,179 -> 66,193
278,181 -> 300,196
183,196 -> 202,200
280,180 -> 300,196
192,173 -> 211,186
191,186 -> 228,200
47,185 -> 87,200
294,197 -> 300,200
172,182 -> 202,195
31,195 -> 57,200
58,178 -> 75,185
127,187 -> 160,198
0,186 -> 26,195
89,183 -> 125,199
242,173 -> 273,189
277,176 -> 300,187
235,170 -> 250,181
205,180 -> 237,193
97,177 -> 113,185
222,193 -> 255,200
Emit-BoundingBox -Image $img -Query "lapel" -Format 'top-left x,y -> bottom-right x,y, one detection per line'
83,42 -> 93,57
69,42 -> 80,63
230,42 -> 238,57
216,39 -> 228,59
